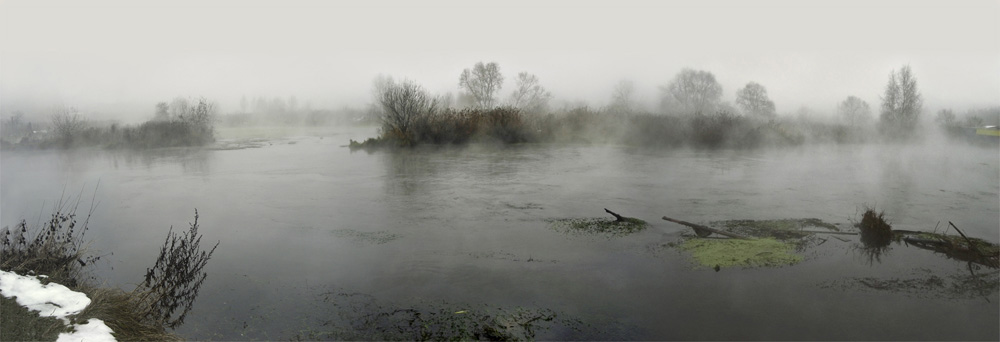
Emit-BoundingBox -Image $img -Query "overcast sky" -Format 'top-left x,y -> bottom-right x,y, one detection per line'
1,0 -> 998,121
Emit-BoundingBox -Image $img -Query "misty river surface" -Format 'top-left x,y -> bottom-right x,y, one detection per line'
2,126 -> 998,340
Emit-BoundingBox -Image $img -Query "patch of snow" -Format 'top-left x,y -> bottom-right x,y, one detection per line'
0,270 -> 90,320
1,270 -> 117,341
57,318 -> 117,342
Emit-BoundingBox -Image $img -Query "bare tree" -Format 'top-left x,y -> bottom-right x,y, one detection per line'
934,109 -> 956,126
608,79 -> 636,115
373,76 -> 438,139
154,102 -> 170,121
240,95 -> 248,114
186,98 -> 215,127
169,98 -> 190,120
735,82 -> 776,119
51,106 -> 85,143
838,96 -> 872,127
507,72 -> 551,113
879,65 -> 922,137
459,62 -> 504,109
659,68 -> 723,115
1,112 -> 29,140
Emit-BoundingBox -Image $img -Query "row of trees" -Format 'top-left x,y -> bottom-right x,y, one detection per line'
371,61 -> 933,143
457,62 -> 553,114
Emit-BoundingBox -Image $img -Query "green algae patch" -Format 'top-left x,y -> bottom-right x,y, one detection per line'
680,237 -> 803,269
549,217 -> 648,237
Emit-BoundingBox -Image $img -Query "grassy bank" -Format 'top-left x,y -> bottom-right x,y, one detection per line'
0,202 -> 217,341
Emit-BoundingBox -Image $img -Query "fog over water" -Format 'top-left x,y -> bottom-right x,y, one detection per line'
1,1 -> 999,341
2,0 -> 999,120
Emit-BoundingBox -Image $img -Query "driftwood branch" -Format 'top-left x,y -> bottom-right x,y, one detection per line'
800,230 -> 858,236
949,221 -> 983,256
604,208 -> 625,222
661,216 -> 752,240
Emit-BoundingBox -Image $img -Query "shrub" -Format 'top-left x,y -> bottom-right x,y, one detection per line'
621,114 -> 687,147
1,205 -> 97,287
132,210 -> 218,329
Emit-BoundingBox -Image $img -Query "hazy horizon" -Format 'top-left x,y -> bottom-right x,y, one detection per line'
2,0 -> 998,122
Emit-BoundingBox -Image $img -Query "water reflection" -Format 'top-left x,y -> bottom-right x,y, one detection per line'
380,150 -> 438,197
103,147 -> 212,174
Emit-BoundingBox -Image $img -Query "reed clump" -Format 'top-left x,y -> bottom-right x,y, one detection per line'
859,207 -> 893,248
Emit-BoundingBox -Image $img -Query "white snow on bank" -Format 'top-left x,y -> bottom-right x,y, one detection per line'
0,270 -> 117,342
0,270 -> 90,319
56,318 -> 116,342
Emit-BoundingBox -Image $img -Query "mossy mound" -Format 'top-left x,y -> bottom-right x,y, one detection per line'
680,237 -> 803,269
549,217 -> 648,237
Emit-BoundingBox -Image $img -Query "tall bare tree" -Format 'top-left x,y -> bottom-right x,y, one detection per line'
51,106 -> 84,143
169,97 -> 190,120
508,72 -> 551,113
934,109 -> 956,126
373,76 -> 437,139
608,79 -> 636,115
459,62 -> 504,109
154,102 -> 170,121
735,82 -> 776,119
838,96 -> 872,127
879,65 -> 922,137
659,68 -> 723,115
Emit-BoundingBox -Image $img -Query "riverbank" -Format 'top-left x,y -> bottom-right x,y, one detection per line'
0,205 -> 216,341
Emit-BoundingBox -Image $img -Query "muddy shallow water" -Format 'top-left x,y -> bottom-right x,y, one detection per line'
2,126 -> 998,340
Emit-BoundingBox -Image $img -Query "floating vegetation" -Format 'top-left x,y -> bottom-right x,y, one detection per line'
468,251 -> 557,263
661,217 -> 841,269
680,238 -> 803,269
549,217 -> 648,237
289,290 -> 638,341
901,231 -> 1000,268
330,229 -> 401,245
822,270 -> 1000,299
709,218 -> 840,241
503,202 -> 544,210
209,138 -> 268,151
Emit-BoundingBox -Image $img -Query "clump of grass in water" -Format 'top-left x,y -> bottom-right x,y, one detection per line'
858,208 -> 893,248
680,238 -> 803,269
295,301 -> 559,341
852,206 -> 893,265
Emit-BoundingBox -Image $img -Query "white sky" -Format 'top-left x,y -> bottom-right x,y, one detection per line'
1,0 -> 998,120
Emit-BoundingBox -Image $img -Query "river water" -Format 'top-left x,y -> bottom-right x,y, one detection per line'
2,126 -> 998,340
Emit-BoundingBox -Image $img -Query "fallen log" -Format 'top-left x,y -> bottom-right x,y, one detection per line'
661,216 -> 752,240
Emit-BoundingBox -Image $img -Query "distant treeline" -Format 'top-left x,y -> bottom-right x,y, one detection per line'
352,64 -> 1000,150
1,98 -> 216,150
